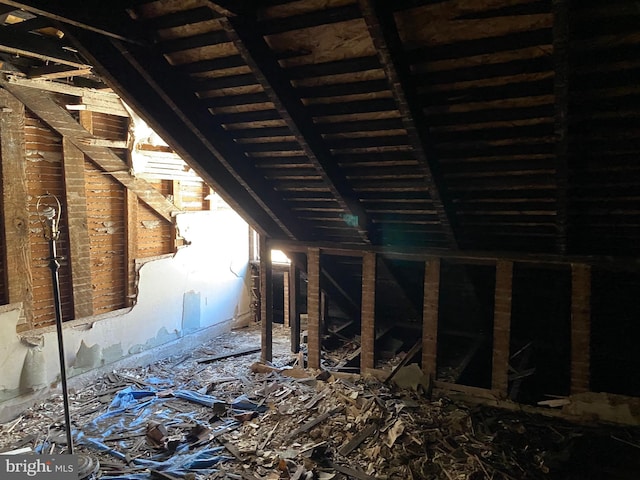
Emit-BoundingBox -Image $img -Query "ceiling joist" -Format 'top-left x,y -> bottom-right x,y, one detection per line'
553,0 -> 570,255
358,0 -> 459,249
223,15 -> 374,244
65,26 -> 307,241
0,27 -> 90,69
0,0 -> 144,43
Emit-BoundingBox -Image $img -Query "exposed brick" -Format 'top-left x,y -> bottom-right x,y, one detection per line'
422,258 -> 440,378
307,248 -> 321,369
492,261 -> 513,397
361,252 -> 376,372
260,236 -> 273,362
571,264 -> 591,393
283,271 -> 290,327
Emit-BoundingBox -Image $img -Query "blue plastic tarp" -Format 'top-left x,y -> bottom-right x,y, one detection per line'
76,385 -> 266,479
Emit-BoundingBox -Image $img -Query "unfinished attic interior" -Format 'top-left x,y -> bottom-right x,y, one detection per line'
0,0 -> 639,478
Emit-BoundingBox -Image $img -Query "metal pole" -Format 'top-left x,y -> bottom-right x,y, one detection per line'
48,237 -> 74,454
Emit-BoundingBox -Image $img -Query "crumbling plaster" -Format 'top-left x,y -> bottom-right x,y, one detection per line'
0,209 -> 253,422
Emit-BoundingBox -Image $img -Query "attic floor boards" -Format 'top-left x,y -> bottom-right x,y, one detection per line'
0,323 -> 638,480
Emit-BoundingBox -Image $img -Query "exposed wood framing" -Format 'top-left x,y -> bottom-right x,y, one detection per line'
0,0 -> 143,43
5,76 -> 128,117
260,235 -> 273,363
359,0 -> 458,248
0,28 -> 91,69
0,90 -> 33,327
289,262 -> 300,354
553,0 -> 570,254
321,265 -> 361,320
492,261 -> 513,398
307,247 -> 321,369
125,190 -> 137,307
360,252 -> 377,372
205,1 -> 255,17
171,180 -> 182,251
0,80 -> 180,223
422,258 -> 440,379
270,239 -> 640,272
571,263 -> 590,394
224,16 -> 373,243
61,137 -> 93,318
65,26 -> 305,240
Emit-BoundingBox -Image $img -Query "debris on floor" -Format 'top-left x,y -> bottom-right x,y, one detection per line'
0,324 -> 638,479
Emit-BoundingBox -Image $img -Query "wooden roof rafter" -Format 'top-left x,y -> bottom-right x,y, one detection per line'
64,26 -> 308,241
553,0 -> 570,254
359,0 -> 460,249
0,27 -> 91,69
222,14 -> 374,244
0,0 -> 144,44
204,1 -> 257,18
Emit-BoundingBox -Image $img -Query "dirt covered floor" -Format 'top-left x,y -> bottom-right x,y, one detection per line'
1,323 -> 638,479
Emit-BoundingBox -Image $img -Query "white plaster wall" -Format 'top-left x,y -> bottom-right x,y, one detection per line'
0,209 -> 253,420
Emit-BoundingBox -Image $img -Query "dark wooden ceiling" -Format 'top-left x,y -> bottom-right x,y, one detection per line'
1,0 -> 639,258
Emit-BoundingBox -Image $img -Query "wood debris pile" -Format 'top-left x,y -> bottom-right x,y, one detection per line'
1,324 -> 638,479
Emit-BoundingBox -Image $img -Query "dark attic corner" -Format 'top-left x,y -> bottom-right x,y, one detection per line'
0,0 -> 639,479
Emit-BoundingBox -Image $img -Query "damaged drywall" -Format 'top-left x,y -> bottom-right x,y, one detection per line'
0,209 -> 253,421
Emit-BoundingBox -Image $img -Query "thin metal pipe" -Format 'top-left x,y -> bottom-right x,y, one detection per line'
48,237 -> 74,454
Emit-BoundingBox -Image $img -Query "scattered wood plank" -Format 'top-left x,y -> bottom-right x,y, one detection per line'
338,423 -> 377,456
285,406 -> 344,441
384,340 -> 422,384
0,446 -> 33,455
290,465 -> 306,480
224,442 -> 244,461
150,470 -> 182,480
197,347 -> 261,364
329,461 -> 379,480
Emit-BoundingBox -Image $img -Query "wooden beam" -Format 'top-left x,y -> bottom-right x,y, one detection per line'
570,263 -> 590,394
360,252 -> 377,372
0,27 -> 92,69
223,16 -> 373,244
321,265 -> 361,320
307,247 -> 321,369
65,27 -> 304,240
171,180 -> 182,251
492,261 -> 513,398
289,262 -> 300,354
359,0 -> 459,249
125,190 -> 138,307
61,138 -> 93,318
553,0 -> 570,254
6,75 -> 129,122
0,0 -> 143,43
0,80 -> 180,223
422,258 -> 440,379
269,238 -> 640,272
204,1 -> 256,17
260,235 -> 273,363
0,90 -> 33,327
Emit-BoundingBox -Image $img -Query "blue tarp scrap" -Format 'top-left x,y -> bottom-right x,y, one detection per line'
76,386 -> 267,479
